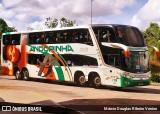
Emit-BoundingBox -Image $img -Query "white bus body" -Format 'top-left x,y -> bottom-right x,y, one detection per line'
1,24 -> 151,87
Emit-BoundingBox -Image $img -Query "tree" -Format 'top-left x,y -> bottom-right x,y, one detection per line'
143,23 -> 160,56
5,26 -> 17,32
0,18 -> 17,36
45,17 -> 75,28
27,26 -> 34,31
0,18 -> 8,36
60,17 -> 74,28
143,23 -> 160,73
143,23 -> 160,48
45,17 -> 58,28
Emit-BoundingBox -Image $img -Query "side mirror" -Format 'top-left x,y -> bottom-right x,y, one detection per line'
124,50 -> 130,58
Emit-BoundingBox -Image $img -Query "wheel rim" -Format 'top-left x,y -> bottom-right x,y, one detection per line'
94,77 -> 101,86
79,76 -> 86,85
16,71 -> 20,79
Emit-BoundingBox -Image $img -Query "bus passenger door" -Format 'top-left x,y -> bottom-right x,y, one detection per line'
106,54 -> 121,86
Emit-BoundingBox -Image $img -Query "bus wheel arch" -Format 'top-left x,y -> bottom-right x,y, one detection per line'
74,71 -> 86,86
14,67 -> 22,80
21,67 -> 30,81
88,72 -> 101,88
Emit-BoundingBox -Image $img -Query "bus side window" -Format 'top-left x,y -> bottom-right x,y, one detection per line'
3,34 -> 20,45
74,34 -> 79,43
12,39 -> 16,44
56,31 -> 64,43
88,56 -> 98,66
48,31 -> 57,44
41,32 -> 50,44
3,35 -> 9,45
66,30 -> 73,43
86,32 -> 93,46
72,29 -> 93,46
93,27 -> 117,43
36,32 -> 43,44
28,32 -> 43,44
28,34 -> 33,44
57,30 -> 73,43
108,55 -> 120,67
29,33 -> 36,44
28,54 -> 44,65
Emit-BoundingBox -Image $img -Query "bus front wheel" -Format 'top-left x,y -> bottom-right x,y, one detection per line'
22,69 -> 30,81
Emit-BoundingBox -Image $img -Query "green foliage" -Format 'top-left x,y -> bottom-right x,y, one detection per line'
143,23 -> 160,74
45,17 -> 75,28
60,17 -> 74,27
150,61 -> 160,74
151,74 -> 160,82
0,18 -> 8,36
45,17 -> 58,28
0,18 -> 7,28
0,18 -> 17,36
143,23 -> 160,49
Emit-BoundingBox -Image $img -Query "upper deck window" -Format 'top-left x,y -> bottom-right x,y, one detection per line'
3,34 -> 20,45
28,29 -> 93,46
116,26 -> 145,47
93,27 -> 117,43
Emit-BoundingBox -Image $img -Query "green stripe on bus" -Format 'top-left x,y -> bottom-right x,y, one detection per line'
120,76 -> 150,87
53,60 -> 64,81
57,52 -> 73,80
54,66 -> 64,81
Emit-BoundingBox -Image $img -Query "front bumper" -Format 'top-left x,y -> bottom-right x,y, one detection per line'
120,76 -> 150,87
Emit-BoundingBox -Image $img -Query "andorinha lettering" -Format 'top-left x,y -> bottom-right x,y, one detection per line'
29,45 -> 74,52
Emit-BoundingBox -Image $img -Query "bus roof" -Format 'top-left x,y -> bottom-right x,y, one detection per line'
2,24 -> 136,35
2,25 -> 89,35
91,24 -> 135,28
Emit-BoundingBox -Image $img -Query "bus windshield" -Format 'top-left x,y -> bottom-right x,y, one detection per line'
122,51 -> 149,73
116,26 -> 145,47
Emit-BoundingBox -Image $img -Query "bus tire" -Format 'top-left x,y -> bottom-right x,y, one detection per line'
22,69 -> 30,81
15,69 -> 22,80
75,72 -> 86,86
91,75 -> 101,88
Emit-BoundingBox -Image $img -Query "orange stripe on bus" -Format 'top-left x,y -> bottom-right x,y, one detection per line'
35,65 -> 56,80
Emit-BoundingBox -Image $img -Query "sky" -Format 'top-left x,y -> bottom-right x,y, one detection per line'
0,0 -> 160,31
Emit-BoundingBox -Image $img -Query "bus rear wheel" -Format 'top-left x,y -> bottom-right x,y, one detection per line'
15,69 -> 22,80
22,69 -> 30,81
91,75 -> 101,88
75,73 -> 86,86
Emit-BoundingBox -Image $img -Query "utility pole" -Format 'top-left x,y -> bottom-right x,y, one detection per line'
91,0 -> 93,25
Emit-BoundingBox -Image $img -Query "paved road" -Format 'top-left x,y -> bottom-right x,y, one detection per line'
0,75 -> 160,114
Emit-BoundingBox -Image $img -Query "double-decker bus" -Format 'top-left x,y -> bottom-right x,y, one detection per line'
1,24 -> 151,87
